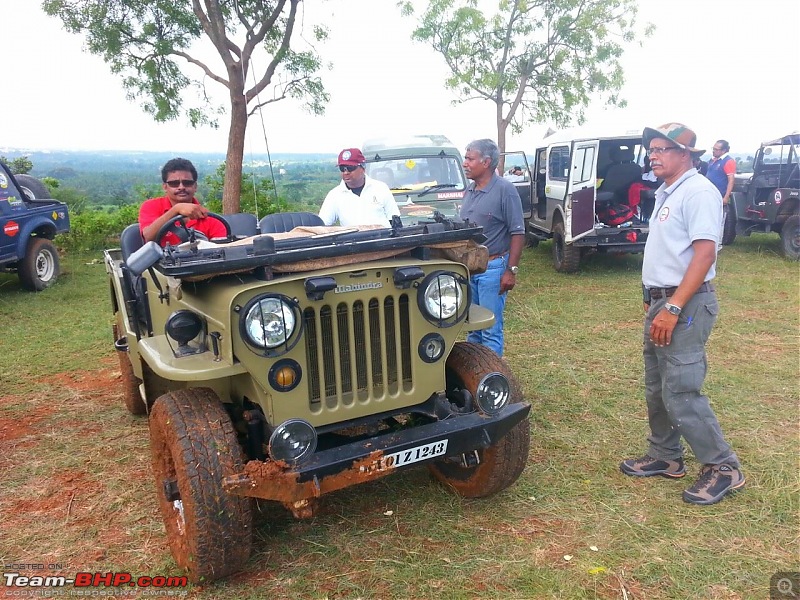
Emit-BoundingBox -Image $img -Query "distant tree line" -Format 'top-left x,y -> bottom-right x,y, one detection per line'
2,151 -> 338,251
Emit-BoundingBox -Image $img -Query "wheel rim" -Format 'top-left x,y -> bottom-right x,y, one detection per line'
36,249 -> 55,281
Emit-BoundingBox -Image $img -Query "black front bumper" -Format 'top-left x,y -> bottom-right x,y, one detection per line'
223,402 -> 531,503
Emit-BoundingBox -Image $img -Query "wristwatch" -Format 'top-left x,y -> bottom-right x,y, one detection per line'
664,302 -> 682,316
508,265 -> 519,275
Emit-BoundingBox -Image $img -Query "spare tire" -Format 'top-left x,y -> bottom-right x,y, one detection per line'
15,174 -> 51,200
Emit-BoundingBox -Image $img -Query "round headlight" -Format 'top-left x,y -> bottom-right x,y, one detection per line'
475,372 -> 510,414
422,273 -> 463,320
244,296 -> 296,348
268,419 -> 317,465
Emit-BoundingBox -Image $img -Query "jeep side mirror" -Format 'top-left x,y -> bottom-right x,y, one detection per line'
126,241 -> 164,276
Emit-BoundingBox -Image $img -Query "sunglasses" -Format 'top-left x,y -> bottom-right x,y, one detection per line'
165,179 -> 196,188
338,165 -> 360,173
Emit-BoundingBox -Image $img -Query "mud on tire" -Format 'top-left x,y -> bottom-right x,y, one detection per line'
112,323 -> 146,415
149,388 -> 252,583
428,342 -> 530,498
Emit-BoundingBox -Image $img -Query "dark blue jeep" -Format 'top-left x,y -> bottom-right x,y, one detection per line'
0,162 -> 70,290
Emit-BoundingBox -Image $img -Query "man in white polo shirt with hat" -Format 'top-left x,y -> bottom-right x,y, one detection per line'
319,148 -> 400,227
620,123 -> 744,506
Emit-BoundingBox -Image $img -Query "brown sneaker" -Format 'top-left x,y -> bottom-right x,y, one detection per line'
682,464 -> 745,505
620,454 -> 686,479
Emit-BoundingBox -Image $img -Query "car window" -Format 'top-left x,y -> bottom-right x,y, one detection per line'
366,156 -> 466,192
761,144 -> 798,165
549,146 -> 570,181
571,146 -> 596,184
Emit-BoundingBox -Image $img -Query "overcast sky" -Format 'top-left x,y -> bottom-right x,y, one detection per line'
3,0 -> 798,157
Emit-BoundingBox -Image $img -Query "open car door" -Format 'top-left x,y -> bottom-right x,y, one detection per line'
568,141 -> 599,240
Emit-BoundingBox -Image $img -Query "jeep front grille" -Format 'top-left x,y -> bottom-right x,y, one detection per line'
303,295 -> 412,407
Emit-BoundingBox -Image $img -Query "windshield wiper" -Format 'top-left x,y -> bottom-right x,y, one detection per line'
391,187 -> 413,192
418,184 -> 457,197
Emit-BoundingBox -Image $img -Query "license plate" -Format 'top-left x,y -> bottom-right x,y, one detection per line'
360,439 -> 449,473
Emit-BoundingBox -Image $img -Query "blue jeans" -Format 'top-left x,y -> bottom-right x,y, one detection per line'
467,254 -> 507,356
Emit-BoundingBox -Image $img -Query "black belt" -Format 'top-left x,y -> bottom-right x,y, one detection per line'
649,282 -> 715,300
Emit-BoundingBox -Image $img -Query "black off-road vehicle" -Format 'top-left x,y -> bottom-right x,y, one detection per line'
105,213 -> 531,582
0,162 -> 70,290
724,132 -> 799,259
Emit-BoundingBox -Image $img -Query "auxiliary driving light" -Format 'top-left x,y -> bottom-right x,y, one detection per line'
475,372 -> 510,415
165,310 -> 206,357
268,419 -> 317,465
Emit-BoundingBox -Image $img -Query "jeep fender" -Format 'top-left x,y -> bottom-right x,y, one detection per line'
13,217 -> 57,257
552,206 -> 569,243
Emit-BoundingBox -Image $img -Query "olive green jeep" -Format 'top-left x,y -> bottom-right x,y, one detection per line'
105,213 -> 531,583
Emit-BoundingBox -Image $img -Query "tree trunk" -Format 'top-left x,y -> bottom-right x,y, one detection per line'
496,108 -> 509,175
222,94 -> 249,215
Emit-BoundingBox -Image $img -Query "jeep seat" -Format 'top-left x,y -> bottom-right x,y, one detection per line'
120,224 -> 144,262
117,224 -> 153,337
223,213 -> 259,238
599,148 -> 642,204
259,211 -> 325,234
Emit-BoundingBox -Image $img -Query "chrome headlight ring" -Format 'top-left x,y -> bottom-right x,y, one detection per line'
417,270 -> 469,327
475,372 -> 511,415
239,294 -> 303,356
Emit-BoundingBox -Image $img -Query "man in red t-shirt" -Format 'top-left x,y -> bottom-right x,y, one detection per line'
139,157 -> 227,246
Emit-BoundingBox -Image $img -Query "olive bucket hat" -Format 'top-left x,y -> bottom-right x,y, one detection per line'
642,123 -> 705,156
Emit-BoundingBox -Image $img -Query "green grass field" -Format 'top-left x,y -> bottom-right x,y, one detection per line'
0,232 -> 797,599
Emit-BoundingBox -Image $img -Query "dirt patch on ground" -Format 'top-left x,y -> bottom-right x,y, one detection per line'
0,362 -> 173,594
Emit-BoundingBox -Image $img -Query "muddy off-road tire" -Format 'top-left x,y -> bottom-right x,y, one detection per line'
721,204 -> 737,246
18,238 -> 60,291
552,221 -> 581,273
112,323 -> 146,415
428,342 -> 530,498
780,214 -> 800,260
149,388 -> 252,583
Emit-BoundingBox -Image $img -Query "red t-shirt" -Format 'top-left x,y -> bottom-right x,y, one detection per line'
139,196 -> 227,246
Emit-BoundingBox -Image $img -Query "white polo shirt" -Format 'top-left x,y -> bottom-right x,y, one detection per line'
642,168 -> 722,288
319,176 -> 400,227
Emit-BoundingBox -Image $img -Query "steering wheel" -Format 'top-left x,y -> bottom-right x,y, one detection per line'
154,212 -> 232,246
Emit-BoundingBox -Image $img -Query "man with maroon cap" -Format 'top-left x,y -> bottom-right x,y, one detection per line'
620,123 -> 744,506
319,148 -> 400,227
